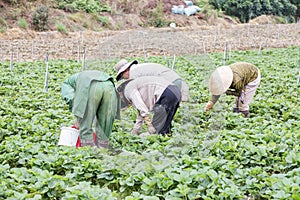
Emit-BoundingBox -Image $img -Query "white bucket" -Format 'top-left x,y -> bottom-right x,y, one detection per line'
58,127 -> 79,146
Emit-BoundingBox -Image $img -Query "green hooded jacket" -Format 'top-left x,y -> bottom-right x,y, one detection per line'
61,70 -> 120,119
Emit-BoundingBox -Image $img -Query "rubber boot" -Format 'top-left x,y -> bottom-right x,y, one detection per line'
240,110 -> 250,118
81,139 -> 96,147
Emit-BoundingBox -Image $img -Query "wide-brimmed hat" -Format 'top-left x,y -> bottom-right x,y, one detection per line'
114,59 -> 138,81
116,79 -> 133,109
209,66 -> 233,95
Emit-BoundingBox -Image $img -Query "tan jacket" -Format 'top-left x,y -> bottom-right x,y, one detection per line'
124,76 -> 174,132
129,63 -> 189,101
130,63 -> 181,82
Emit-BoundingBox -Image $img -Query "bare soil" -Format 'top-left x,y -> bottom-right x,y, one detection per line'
0,0 -> 299,61
0,21 -> 299,62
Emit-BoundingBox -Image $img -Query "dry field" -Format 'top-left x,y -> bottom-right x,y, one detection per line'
0,23 -> 299,62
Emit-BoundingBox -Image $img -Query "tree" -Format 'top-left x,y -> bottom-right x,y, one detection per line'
209,0 -> 297,23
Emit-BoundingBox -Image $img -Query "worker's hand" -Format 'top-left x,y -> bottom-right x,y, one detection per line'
147,125 -> 156,134
74,119 -> 80,130
144,115 -> 156,134
205,101 -> 214,111
131,128 -> 139,135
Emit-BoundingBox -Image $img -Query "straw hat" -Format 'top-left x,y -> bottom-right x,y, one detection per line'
209,66 -> 233,95
114,59 -> 138,81
116,79 -> 133,109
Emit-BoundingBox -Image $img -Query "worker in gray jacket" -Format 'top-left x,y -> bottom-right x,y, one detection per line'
114,59 -> 189,101
61,70 -> 120,148
117,76 -> 182,136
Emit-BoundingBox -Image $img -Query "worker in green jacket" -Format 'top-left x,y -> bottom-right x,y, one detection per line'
205,62 -> 261,118
61,70 -> 120,148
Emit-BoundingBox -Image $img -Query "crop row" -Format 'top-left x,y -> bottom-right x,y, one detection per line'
0,46 -> 299,199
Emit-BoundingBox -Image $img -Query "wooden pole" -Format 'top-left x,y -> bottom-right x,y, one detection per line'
10,47 -> 14,72
82,47 -> 86,71
44,53 -> 49,92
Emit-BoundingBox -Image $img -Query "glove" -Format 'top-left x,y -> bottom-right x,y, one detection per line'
147,125 -> 156,134
205,101 -> 214,111
144,115 -> 156,134
131,128 -> 139,135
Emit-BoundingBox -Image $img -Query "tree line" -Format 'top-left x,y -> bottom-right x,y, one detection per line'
208,0 -> 299,23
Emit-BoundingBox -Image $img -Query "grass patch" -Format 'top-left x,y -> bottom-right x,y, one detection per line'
56,22 -> 68,34
17,18 -> 28,29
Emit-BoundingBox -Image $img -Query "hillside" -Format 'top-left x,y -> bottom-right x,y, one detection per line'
0,0 -> 240,33
0,0 -> 298,62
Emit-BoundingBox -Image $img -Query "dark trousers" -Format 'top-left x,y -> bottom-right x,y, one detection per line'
152,85 -> 181,135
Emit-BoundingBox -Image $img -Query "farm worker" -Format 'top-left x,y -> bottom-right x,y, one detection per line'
114,59 -> 189,102
61,70 -> 120,148
205,62 -> 261,118
116,76 -> 182,136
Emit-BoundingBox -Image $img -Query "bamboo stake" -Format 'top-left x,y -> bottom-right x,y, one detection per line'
77,41 -> 80,63
223,41 -> 228,65
163,48 -> 166,60
0,46 -> 3,62
82,47 -> 86,71
44,53 -> 49,92
140,31 -> 147,62
202,36 -> 206,54
10,47 -> 14,72
17,45 -> 20,63
172,46 -> 176,70
31,40 -> 34,59
106,32 -> 110,58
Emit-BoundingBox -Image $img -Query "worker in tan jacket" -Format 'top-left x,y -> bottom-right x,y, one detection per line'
114,59 -> 189,101
117,76 -> 181,136
205,62 -> 261,117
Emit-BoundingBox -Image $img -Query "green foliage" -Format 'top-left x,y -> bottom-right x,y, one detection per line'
194,0 -> 210,8
140,3 -> 169,28
97,15 -> 109,27
208,0 -> 297,22
0,17 -> 7,33
17,18 -> 28,29
55,0 -> 111,13
290,0 -> 300,20
56,22 -> 68,34
32,6 -> 49,31
0,47 -> 299,199
2,0 -> 20,4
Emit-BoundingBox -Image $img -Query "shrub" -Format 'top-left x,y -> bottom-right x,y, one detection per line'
17,18 -> 28,29
55,0 -> 111,13
32,6 -> 49,31
141,3 -> 169,28
56,22 -> 67,34
2,0 -> 20,5
97,15 -> 109,27
209,0 -> 297,23
0,17 -> 7,33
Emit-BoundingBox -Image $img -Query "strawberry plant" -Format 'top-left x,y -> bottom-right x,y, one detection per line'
0,46 -> 299,199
